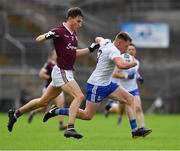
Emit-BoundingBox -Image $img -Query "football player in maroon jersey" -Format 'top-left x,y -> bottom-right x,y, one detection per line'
7,7 -> 99,139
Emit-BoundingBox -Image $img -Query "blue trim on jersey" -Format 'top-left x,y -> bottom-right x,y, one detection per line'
129,89 -> 139,96
86,82 -> 119,103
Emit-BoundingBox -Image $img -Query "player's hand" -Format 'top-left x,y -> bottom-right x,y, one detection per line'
89,43 -> 100,52
138,76 -> 144,84
127,73 -> 135,79
45,31 -> 59,39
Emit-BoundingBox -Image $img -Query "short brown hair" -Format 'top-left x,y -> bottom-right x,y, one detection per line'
129,43 -> 136,47
66,7 -> 83,19
115,32 -> 132,42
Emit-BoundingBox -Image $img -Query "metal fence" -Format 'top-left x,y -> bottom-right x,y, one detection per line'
0,67 -> 44,111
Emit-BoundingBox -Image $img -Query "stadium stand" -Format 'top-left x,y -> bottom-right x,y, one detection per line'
1,0 -> 180,112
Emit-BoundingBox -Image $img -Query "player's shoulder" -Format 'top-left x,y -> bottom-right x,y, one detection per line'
100,39 -> 112,46
51,24 -> 64,33
100,39 -> 114,52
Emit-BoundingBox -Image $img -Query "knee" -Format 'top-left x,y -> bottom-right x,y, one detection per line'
76,94 -> 85,102
38,99 -> 48,107
126,95 -> 134,106
136,106 -> 142,113
81,111 -> 93,120
83,114 -> 93,120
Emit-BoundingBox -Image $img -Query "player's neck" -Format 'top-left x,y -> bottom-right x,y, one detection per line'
63,22 -> 74,34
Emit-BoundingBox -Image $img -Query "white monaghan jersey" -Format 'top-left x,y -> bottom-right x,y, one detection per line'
118,60 -> 140,91
88,39 -> 121,86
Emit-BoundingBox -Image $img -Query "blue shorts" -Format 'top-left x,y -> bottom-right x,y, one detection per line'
86,82 -> 119,103
129,89 -> 139,96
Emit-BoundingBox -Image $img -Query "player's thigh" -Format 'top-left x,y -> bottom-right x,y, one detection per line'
61,80 -> 83,98
84,101 -> 100,117
54,92 -> 65,107
41,85 -> 62,104
107,87 -> 132,104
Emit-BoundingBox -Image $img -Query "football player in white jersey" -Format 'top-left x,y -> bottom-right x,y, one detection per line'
105,43 -> 150,134
43,32 -> 152,138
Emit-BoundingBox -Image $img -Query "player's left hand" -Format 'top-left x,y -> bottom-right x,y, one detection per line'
89,43 -> 100,52
138,76 -> 144,84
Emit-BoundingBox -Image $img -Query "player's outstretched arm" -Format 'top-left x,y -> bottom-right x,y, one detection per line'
95,37 -> 104,44
36,34 -> 46,43
76,36 -> 102,57
36,31 -> 59,43
76,43 -> 100,57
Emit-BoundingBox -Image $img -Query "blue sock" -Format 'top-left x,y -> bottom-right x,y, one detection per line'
55,108 -> 69,115
130,119 -> 138,131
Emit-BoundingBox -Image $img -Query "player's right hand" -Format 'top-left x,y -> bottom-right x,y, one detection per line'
128,73 -> 135,79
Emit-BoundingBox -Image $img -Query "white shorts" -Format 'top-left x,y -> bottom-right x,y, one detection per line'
50,65 -> 74,87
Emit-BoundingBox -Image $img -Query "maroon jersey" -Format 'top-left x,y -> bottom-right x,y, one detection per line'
42,61 -> 55,88
51,24 -> 78,70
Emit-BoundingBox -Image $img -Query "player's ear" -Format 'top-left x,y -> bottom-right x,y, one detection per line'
68,16 -> 74,21
117,39 -> 122,46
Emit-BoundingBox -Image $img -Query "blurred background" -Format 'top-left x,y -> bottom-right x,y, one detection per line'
0,0 -> 180,113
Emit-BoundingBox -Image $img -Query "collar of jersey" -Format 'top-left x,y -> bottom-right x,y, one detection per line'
63,22 -> 74,35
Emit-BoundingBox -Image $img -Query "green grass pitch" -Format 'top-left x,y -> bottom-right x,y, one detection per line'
0,113 -> 180,150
